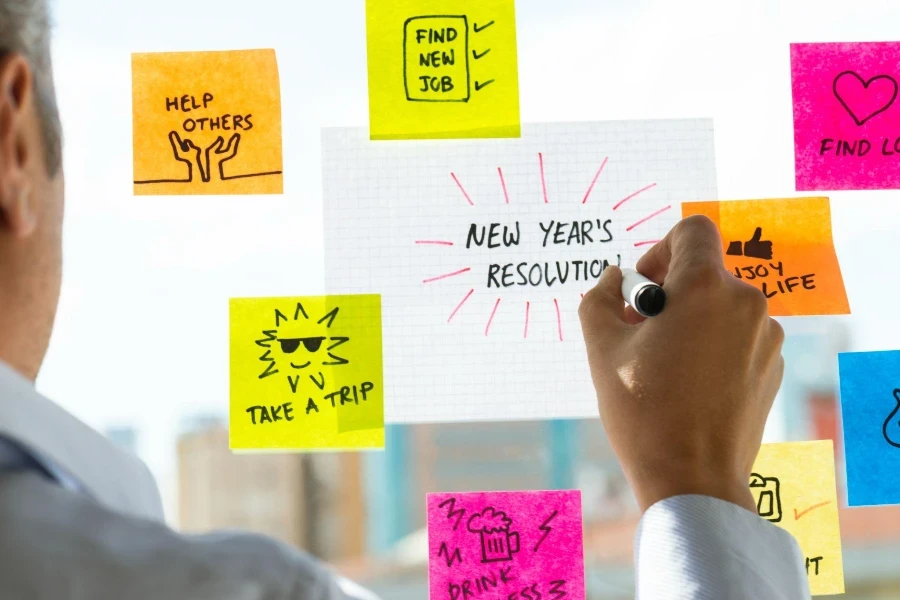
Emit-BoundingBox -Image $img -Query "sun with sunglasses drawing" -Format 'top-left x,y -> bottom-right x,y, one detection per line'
255,301 -> 350,395
229,295 -> 384,451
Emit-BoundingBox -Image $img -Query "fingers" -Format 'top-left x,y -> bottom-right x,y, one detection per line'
221,132 -> 241,159
579,266 -> 629,346
169,130 -> 200,153
636,215 -> 726,286
208,133 -> 240,158
207,136 -> 225,153
749,227 -> 763,242
623,305 -> 646,326
168,131 -> 185,153
223,132 -> 240,155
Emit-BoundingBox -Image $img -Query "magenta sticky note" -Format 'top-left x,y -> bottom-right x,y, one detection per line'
426,490 -> 584,600
792,42 -> 900,190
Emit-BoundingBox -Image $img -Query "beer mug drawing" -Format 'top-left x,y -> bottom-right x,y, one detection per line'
749,472 -> 783,523
467,507 -> 521,563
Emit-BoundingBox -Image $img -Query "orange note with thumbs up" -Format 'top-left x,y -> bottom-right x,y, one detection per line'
682,197 -> 850,316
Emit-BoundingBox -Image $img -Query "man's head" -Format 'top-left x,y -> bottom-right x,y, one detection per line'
0,0 -> 63,381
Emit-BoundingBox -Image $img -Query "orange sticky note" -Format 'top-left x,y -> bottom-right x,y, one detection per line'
681,197 -> 849,316
132,49 -> 283,196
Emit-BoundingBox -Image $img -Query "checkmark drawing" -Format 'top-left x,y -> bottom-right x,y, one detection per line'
472,48 -> 491,60
793,501 -> 831,520
474,79 -> 495,92
473,20 -> 495,33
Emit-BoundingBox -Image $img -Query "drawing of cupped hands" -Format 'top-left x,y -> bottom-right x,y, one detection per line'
167,130 -> 243,183
134,130 -> 282,186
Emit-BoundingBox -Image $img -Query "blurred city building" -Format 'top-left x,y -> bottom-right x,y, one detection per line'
779,317 -> 850,445
104,425 -> 138,455
176,420 -> 366,562
363,420 -> 633,556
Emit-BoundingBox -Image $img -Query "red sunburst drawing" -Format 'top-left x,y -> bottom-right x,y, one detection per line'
415,153 -> 668,341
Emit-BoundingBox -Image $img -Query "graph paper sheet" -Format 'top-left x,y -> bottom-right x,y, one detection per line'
323,120 -> 718,423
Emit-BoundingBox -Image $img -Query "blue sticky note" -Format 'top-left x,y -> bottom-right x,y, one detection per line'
838,350 -> 900,506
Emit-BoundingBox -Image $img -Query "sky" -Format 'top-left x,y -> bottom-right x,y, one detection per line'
37,0 -> 900,519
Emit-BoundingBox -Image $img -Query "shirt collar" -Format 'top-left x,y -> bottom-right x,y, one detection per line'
0,360 -> 164,522
0,435 -> 84,492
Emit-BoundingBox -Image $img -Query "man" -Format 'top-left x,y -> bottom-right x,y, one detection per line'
0,2 -> 374,599
580,217 -> 809,599
0,2 -> 808,599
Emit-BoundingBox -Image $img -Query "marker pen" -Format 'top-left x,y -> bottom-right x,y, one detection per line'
621,268 -> 666,318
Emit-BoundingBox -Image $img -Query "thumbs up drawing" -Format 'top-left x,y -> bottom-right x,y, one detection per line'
726,227 -> 774,260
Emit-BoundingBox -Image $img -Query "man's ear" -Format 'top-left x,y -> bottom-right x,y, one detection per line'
0,54 -> 35,238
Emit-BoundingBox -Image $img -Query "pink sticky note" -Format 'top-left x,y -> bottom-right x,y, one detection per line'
426,490 -> 584,600
792,42 -> 900,190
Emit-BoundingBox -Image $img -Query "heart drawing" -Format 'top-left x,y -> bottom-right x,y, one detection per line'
833,70 -> 899,126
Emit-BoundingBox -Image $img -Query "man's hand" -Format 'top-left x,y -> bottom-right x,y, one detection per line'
578,215 -> 785,514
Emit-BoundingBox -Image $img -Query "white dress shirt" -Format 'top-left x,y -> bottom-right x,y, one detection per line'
636,494 -> 811,599
0,360 -> 377,600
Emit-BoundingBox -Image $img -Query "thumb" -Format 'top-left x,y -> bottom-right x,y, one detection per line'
168,131 -> 184,151
224,132 -> 240,154
748,227 -> 763,243
579,265 -> 629,345
209,136 -> 225,153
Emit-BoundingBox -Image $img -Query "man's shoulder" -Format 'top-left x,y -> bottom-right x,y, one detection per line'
0,471 -> 336,600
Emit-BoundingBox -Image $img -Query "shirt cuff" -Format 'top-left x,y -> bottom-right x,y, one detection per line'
634,494 -> 810,600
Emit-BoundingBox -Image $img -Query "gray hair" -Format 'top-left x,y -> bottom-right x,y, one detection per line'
0,0 -> 61,175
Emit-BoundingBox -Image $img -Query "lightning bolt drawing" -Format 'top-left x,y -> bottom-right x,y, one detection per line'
437,542 -> 463,567
548,580 -> 567,599
533,509 -> 558,552
438,497 -> 466,531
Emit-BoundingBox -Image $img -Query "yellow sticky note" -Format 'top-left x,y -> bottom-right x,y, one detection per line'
132,49 -> 283,196
751,441 -> 844,595
229,295 -> 384,451
682,197 -> 850,316
365,0 -> 521,140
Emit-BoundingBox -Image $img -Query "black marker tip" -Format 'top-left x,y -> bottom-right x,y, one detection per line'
636,286 -> 666,317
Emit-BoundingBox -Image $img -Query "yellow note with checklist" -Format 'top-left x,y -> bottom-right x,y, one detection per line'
229,295 -> 384,451
750,440 -> 844,596
365,0 -> 521,140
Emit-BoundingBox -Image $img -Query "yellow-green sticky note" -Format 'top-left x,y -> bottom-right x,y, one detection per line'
365,0 -> 521,140
751,440 -> 844,595
229,295 -> 384,451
